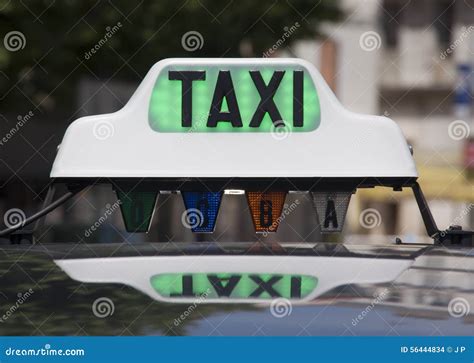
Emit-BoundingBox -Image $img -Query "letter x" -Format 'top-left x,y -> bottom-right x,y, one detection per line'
249,71 -> 285,127
249,275 -> 282,297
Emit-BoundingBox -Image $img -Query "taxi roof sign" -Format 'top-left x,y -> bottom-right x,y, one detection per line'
2,60 -> 473,245
50,58 -> 417,179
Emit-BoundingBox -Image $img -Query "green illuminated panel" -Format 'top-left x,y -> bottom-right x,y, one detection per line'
148,64 -> 320,132
150,273 -> 318,300
116,190 -> 158,233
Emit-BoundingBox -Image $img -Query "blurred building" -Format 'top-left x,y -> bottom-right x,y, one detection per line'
290,0 -> 474,240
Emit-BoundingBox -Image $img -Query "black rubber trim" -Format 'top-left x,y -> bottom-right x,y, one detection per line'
55,176 -> 418,192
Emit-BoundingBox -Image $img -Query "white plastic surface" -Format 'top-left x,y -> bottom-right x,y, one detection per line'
55,255 -> 413,304
51,58 -> 417,178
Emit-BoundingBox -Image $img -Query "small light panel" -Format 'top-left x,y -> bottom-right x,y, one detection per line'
149,64 -> 320,133
116,190 -> 159,233
150,273 -> 318,300
181,192 -> 223,233
246,191 -> 287,233
224,189 -> 245,195
311,192 -> 352,233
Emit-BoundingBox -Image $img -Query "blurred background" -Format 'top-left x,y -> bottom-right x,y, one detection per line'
0,0 -> 473,244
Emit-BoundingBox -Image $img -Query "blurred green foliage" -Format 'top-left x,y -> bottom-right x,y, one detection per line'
0,0 -> 340,114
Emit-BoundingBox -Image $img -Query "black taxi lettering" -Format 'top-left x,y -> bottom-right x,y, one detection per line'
169,70 -> 304,129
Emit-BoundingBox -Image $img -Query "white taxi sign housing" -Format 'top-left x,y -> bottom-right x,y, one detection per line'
2,60 -> 470,244
50,58 -> 417,179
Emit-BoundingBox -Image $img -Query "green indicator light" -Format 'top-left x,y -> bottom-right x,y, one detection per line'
148,64 -> 320,133
150,273 -> 318,300
116,190 -> 158,233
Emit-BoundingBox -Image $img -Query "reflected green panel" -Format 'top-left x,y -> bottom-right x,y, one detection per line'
116,190 -> 158,233
148,63 -> 320,132
150,273 -> 318,300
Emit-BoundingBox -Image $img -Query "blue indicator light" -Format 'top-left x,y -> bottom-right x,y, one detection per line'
181,192 -> 223,233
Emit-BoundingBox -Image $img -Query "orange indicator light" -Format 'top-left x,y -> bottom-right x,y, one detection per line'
246,191 -> 287,233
